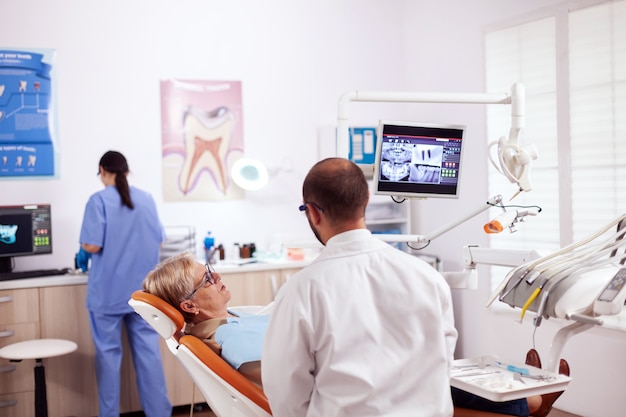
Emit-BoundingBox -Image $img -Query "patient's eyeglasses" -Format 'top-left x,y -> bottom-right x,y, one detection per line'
185,262 -> 216,299
298,202 -> 324,213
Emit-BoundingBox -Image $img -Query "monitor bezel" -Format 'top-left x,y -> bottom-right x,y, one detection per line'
372,120 -> 466,200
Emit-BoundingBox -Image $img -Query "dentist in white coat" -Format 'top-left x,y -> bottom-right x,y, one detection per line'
262,158 -> 458,417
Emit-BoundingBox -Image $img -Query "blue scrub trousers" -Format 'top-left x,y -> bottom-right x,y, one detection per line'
90,310 -> 172,417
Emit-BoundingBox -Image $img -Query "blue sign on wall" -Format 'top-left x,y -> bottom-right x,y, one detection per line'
348,127 -> 377,164
0,49 -> 56,177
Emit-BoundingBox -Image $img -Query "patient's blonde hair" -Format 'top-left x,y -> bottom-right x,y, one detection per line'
143,252 -> 198,322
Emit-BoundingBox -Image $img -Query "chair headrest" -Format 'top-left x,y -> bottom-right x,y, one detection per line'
129,290 -> 185,341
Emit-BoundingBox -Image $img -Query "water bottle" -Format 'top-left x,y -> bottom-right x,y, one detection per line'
204,231 -> 215,262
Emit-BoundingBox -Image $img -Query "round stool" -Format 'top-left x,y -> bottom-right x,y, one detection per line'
0,339 -> 77,417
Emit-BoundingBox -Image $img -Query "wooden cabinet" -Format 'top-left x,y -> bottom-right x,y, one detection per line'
39,285 -> 98,417
225,269 -> 281,307
37,283 -> 213,415
0,288 -> 40,417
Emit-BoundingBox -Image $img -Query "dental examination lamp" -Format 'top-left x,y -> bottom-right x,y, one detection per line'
231,158 -> 270,191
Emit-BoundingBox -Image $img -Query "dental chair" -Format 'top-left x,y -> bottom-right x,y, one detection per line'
130,290 -> 537,417
129,290 -> 272,417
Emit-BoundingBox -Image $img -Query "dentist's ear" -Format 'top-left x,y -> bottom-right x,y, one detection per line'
308,203 -> 323,225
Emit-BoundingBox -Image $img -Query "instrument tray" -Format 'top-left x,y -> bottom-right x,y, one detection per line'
450,355 -> 572,402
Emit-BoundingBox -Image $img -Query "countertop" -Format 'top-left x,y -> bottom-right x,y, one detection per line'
0,259 -> 311,291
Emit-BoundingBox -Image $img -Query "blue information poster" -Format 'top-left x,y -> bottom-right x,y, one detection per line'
0,49 -> 56,177
348,127 -> 377,164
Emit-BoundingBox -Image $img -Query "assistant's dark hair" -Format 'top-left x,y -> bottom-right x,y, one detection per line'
99,150 -> 134,209
302,157 -> 368,223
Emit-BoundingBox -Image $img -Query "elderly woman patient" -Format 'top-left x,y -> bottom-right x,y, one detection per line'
143,251 -> 265,386
142,252 -> 560,417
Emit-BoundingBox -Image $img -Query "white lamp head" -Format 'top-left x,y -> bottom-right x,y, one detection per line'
230,158 -> 269,191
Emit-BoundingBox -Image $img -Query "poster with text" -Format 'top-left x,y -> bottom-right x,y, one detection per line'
0,48 -> 57,177
160,79 -> 245,202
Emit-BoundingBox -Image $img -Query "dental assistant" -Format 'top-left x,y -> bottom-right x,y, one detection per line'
79,150 -> 172,417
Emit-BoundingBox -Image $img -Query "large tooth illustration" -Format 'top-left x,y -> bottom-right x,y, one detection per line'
179,106 -> 233,195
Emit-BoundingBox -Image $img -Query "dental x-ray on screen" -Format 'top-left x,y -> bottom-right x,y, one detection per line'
372,121 -> 465,199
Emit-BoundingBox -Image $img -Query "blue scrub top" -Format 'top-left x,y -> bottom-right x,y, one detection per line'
80,185 -> 165,313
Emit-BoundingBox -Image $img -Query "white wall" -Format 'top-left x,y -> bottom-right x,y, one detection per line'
1,0 -> 410,268
2,0 -> 623,416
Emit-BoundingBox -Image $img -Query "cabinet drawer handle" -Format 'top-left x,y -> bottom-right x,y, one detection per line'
0,399 -> 18,408
0,364 -> 16,373
0,295 -> 13,303
0,330 -> 15,338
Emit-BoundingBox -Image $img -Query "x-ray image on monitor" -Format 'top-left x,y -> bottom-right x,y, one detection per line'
380,142 -> 412,181
409,144 -> 443,184
373,121 -> 465,199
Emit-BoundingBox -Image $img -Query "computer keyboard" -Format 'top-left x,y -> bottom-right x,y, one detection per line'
0,268 -> 69,281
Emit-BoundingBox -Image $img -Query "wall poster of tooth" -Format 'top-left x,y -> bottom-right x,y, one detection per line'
0,48 -> 57,177
160,79 -> 245,202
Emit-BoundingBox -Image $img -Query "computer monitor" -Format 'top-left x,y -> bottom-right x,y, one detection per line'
372,121 -> 465,199
0,204 -> 52,273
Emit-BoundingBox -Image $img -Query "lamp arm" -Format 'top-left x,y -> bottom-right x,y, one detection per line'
336,86 -> 519,159
423,195 -> 503,242
373,195 -> 503,245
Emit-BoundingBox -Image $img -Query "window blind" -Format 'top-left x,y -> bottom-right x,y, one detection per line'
485,1 -> 626,293
569,1 -> 626,240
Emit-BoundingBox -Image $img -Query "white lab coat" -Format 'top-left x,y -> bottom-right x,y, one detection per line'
262,229 -> 457,417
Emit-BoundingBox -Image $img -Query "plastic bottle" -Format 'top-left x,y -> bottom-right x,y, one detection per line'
204,231 -> 215,262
